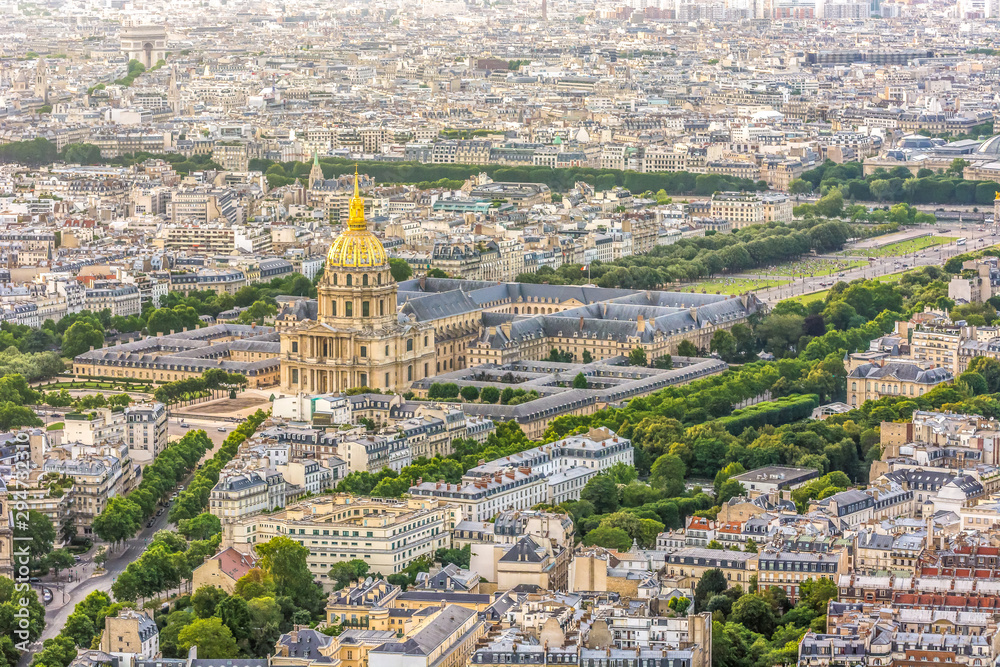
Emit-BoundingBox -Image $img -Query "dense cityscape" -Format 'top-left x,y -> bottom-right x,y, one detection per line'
6,1 -> 1000,667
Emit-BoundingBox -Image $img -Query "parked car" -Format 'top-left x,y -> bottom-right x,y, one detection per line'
146,519 -> 155,528
28,577 -> 40,584
42,589 -> 53,604
156,508 -> 164,516
73,555 -> 81,563
217,427 -> 227,432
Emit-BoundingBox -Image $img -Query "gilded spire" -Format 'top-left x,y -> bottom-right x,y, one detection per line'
347,166 -> 366,231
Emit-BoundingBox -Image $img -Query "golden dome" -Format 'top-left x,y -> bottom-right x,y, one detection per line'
326,170 -> 388,268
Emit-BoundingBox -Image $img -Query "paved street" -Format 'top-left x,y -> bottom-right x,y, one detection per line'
25,415 -> 233,655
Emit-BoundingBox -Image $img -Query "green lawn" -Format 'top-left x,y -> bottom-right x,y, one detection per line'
769,258 -> 865,277
786,289 -> 830,306
681,277 -> 790,294
46,422 -> 64,431
846,236 -> 955,258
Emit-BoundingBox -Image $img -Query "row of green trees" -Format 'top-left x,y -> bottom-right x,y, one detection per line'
169,410 -> 269,523
92,429 -> 215,548
517,218 -> 852,288
152,369 -> 248,406
797,158 -> 1000,205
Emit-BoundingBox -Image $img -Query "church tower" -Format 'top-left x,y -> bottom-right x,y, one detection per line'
308,151 -> 324,189
167,65 -> 181,114
34,57 -> 47,104
279,171 -> 435,394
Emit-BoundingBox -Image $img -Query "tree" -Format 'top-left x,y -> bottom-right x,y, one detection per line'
677,340 -> 699,357
177,617 -> 239,659
730,594 -> 777,636
460,386 -> 480,402
44,549 -> 75,578
247,596 -> 284,656
582,526 -> 632,551
628,347 -> 647,366
389,258 -> 413,282
607,461 -> 638,485
61,321 -> 104,358
191,585 -> 228,618
237,300 -> 278,325
789,179 -> 812,195
694,568 -> 727,612
717,479 -> 746,504
92,496 -> 141,549
800,577 -> 838,612
479,386 -> 500,403
581,474 -> 619,514
254,536 -> 325,614
572,372 -> 588,389
426,268 -> 448,278
62,611 -> 97,648
24,511 -> 55,564
0,576 -> 44,645
815,188 -> 844,218
710,330 -> 737,361
178,512 -> 222,541
870,179 -> 891,202
668,596 -> 691,614
743,539 -> 758,553
649,453 -> 686,497
233,568 -> 274,600
214,594 -> 252,646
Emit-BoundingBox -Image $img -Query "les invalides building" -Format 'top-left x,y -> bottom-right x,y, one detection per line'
279,174 -> 435,393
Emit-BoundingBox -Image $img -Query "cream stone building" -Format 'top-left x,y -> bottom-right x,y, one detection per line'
280,174 -> 436,393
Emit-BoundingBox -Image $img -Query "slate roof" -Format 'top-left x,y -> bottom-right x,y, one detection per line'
847,362 -> 953,384
499,536 -> 546,563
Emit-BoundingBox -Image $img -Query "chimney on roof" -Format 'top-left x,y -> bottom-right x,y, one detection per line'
637,315 -> 645,333
579,316 -> 584,331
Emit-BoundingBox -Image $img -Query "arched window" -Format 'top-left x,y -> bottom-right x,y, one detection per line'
385,345 -> 390,356
407,339 -> 413,352
851,382 -> 856,391
362,301 -> 370,317
378,273 -> 382,285
363,274 -> 369,286
379,300 -> 384,316
408,365 -> 413,381
423,335 -> 428,346
331,301 -> 337,316
345,302 -> 353,317
346,274 -> 353,287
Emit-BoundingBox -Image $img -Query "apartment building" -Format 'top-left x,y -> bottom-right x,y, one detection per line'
63,404 -> 168,462
664,548 -> 758,589
368,605 -> 486,667
756,549 -> 847,601
168,269 -> 247,296
340,435 -> 413,474
43,442 -> 137,536
409,468 -> 548,523
222,495 -> 459,588
100,610 -> 159,665
846,359 -> 953,407
85,283 -> 141,318
709,191 -> 765,228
